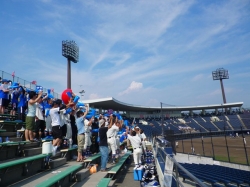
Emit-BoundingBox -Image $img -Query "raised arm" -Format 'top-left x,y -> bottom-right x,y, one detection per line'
83,104 -> 89,118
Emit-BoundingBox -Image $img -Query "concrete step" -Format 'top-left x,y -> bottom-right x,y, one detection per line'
49,158 -> 67,169
76,168 -> 90,182
0,132 -> 16,137
9,162 -> 82,187
23,147 -> 42,157
8,137 -> 23,142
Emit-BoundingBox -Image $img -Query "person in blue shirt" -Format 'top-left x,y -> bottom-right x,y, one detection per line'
10,88 -> 19,116
0,79 -> 10,114
75,107 -> 89,162
120,132 -> 127,143
17,86 -> 27,122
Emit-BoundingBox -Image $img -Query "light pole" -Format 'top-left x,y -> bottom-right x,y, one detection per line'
212,68 -> 229,104
62,40 -> 79,89
161,102 -> 164,137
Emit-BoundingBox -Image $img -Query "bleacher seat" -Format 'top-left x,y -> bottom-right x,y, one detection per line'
179,163 -> 250,186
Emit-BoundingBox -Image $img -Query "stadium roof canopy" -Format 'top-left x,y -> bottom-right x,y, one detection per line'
82,97 -> 243,112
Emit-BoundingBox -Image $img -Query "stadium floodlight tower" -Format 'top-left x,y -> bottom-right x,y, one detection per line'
212,68 -> 229,104
62,40 -> 79,89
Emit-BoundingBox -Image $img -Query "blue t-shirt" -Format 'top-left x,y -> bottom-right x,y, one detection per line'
0,90 -> 4,99
120,134 -> 127,143
75,116 -> 85,135
12,91 -> 19,104
18,94 -> 27,107
0,85 -> 9,99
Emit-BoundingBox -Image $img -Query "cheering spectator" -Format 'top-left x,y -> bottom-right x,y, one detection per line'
0,79 -> 10,114
99,119 -> 109,171
25,91 -> 43,142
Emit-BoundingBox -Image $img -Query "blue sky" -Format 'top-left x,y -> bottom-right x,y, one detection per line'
1,0 -> 250,108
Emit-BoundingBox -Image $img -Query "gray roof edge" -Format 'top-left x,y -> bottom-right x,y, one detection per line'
82,97 -> 243,110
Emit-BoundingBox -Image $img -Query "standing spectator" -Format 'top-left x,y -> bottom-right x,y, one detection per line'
90,117 -> 99,154
126,128 -> 142,167
70,110 -> 77,145
75,106 -> 89,161
44,97 -> 53,132
59,105 -> 67,138
84,116 -> 93,157
25,91 -> 43,141
99,119 -> 109,172
50,99 -> 69,153
10,87 -> 19,116
17,86 -> 27,122
140,129 -> 147,153
0,79 -> 10,114
107,120 -> 121,164
34,96 -> 45,140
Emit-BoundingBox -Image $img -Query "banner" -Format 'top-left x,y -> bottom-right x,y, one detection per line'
163,155 -> 173,187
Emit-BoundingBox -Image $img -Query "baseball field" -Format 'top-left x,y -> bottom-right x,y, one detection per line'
176,135 -> 250,165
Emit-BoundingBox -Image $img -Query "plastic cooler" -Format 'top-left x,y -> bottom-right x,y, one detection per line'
134,166 -> 144,181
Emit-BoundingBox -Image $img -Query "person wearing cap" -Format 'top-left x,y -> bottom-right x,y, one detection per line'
140,129 -> 147,154
8,82 -> 20,116
99,118 -> 109,171
107,118 -> 122,164
25,90 -> 43,142
75,107 -> 89,162
33,95 -> 46,140
17,86 -> 27,122
0,79 -> 10,114
90,117 -> 99,154
126,128 -> 142,168
70,110 -> 77,145
84,115 -> 94,157
50,99 -> 72,153
44,97 -> 53,133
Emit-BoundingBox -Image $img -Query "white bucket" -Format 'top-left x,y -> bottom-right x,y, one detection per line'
42,141 -> 52,154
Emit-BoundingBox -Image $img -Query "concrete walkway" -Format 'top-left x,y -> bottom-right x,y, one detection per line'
112,157 -> 140,187
9,162 -> 81,187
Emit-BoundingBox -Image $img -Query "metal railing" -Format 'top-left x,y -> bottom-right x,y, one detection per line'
152,138 -> 208,187
0,70 -> 59,98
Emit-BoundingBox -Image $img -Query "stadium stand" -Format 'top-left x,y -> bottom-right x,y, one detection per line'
239,112 -> 250,129
179,163 -> 250,187
1,71 -> 250,186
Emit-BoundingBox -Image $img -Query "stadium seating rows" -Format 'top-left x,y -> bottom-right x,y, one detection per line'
179,163 -> 250,187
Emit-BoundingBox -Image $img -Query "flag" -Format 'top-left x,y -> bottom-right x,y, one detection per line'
31,80 -> 37,85
12,71 -> 15,77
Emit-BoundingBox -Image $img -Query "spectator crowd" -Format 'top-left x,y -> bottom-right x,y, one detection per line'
0,79 -> 148,171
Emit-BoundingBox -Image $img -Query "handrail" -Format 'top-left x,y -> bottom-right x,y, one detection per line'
159,147 -> 208,187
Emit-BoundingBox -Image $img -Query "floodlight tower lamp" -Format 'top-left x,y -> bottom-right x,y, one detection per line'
62,40 -> 79,89
212,68 -> 229,104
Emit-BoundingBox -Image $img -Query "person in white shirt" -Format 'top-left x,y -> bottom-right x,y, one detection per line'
140,129 -> 147,154
107,119 -> 121,164
50,99 -> 72,152
127,129 -> 142,167
33,96 -> 45,140
25,91 -> 43,142
84,116 -> 93,157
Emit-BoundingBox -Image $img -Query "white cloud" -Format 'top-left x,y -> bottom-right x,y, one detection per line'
119,81 -> 143,96
192,74 -> 204,81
